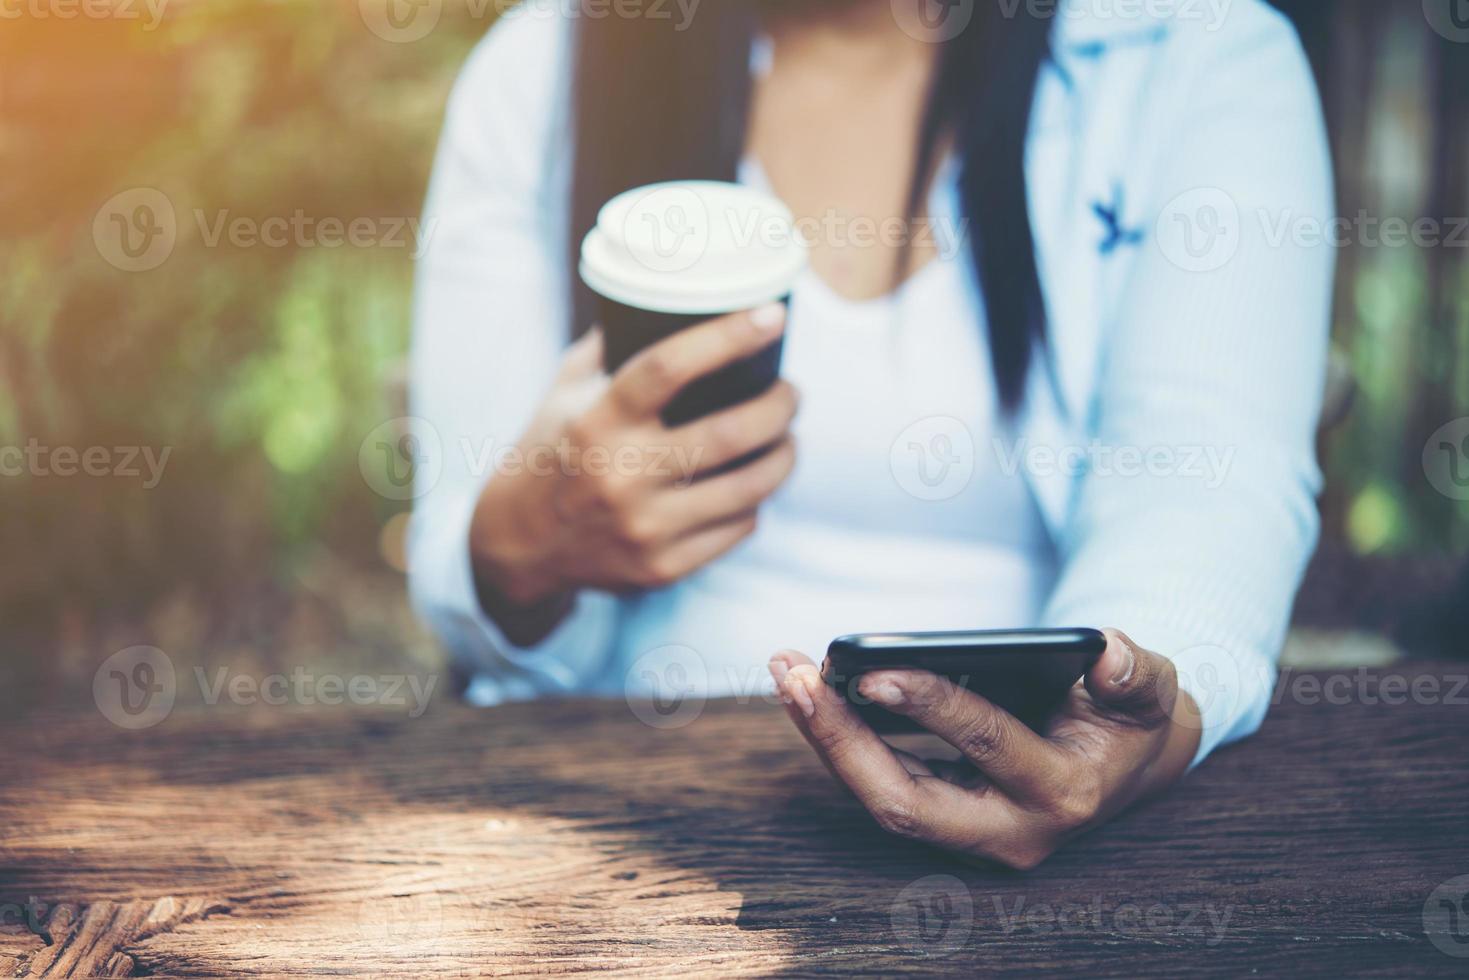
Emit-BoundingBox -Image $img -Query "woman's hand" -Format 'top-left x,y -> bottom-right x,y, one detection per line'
768,629 -> 1202,870
470,305 -> 798,644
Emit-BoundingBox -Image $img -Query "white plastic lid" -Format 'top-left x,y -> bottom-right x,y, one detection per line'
579,181 -> 809,315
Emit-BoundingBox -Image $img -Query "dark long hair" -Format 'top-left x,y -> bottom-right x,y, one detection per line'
569,2 -> 1054,411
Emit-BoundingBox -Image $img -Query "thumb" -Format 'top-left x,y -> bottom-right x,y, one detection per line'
1084,629 -> 1179,725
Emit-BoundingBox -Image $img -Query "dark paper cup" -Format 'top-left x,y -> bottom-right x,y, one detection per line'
580,181 -> 807,427
596,295 -> 789,427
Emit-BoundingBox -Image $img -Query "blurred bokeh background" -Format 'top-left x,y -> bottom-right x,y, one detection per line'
1,0 -> 1465,713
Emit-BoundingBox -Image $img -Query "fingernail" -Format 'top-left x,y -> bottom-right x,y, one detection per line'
787,670 -> 817,718
768,657 -> 789,689
1111,638 -> 1136,686
748,303 -> 786,334
859,675 -> 905,707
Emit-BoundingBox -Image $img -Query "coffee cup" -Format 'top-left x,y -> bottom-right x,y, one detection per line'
579,180 -> 807,426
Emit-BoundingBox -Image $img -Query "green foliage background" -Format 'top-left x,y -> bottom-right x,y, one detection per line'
0,2 -> 487,689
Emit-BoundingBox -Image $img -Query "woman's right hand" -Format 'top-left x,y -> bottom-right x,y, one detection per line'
468,303 -> 799,645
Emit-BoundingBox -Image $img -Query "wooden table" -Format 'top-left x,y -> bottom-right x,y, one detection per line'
3,662 -> 1467,977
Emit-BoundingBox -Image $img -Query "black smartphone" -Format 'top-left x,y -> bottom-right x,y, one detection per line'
821,628 -> 1107,734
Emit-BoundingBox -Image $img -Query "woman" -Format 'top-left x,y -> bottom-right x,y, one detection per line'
409,0 -> 1332,867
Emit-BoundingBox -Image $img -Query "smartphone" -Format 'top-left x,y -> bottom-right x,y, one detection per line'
821,628 -> 1107,734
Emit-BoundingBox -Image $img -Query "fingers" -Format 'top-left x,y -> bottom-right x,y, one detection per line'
769,652 -> 1012,853
1084,629 -> 1179,726
560,326 -> 606,381
636,512 -> 759,588
648,437 -> 796,533
854,670 -> 1068,804
669,380 -> 799,475
608,305 -> 787,418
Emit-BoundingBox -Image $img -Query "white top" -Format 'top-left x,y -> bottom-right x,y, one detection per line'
407,0 -> 1335,767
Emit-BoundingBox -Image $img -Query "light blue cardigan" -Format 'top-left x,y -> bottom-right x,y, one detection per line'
408,0 -> 1335,767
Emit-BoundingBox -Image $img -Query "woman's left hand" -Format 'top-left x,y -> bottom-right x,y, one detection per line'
769,629 -> 1202,870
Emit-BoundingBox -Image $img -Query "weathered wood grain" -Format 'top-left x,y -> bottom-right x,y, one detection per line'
2,663 -> 1467,977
